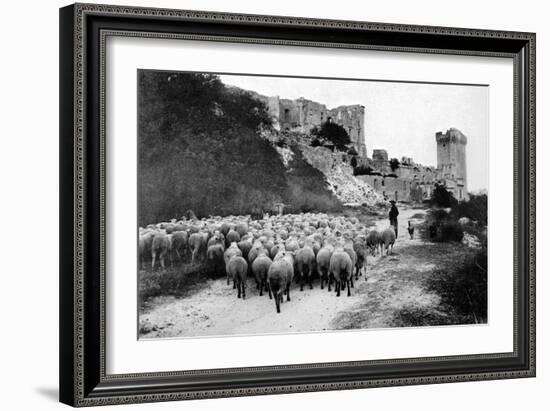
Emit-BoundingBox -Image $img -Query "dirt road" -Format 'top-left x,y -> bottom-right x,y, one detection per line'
139,206 -> 459,339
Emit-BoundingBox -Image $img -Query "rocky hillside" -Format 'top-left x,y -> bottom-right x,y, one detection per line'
299,145 -> 385,206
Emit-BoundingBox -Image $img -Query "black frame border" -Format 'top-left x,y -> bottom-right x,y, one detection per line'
60,3 -> 535,407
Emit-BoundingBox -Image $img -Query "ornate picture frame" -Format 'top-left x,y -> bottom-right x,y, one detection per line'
59,3 -> 535,407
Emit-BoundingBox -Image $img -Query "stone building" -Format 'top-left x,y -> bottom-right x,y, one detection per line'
237,85 -> 468,203
252,93 -> 367,158
356,128 -> 469,202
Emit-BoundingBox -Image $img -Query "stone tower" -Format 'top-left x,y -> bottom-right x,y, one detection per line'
435,128 -> 468,200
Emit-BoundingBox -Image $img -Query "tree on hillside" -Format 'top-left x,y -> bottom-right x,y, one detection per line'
311,121 -> 351,151
389,158 -> 400,171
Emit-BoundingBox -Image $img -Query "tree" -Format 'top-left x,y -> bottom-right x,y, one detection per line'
311,121 -> 351,151
310,138 -> 322,147
348,146 -> 358,156
350,156 -> 358,168
389,158 -> 400,171
431,183 -> 457,207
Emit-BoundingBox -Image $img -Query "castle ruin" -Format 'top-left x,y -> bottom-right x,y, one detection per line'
253,93 -> 367,157
241,86 -> 469,203
357,128 -> 468,202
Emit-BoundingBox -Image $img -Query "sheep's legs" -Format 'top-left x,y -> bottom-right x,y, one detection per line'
347,279 -> 351,297
286,284 -> 291,302
275,293 -> 280,313
237,280 -> 241,298
241,282 -> 246,300
268,284 -> 273,300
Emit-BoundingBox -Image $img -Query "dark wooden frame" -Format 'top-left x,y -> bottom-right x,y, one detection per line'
60,3 -> 536,407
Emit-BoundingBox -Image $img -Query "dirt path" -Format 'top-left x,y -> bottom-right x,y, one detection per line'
139,206 -> 448,339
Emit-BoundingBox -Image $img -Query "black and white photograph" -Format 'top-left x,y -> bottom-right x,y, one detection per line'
137,70 -> 489,339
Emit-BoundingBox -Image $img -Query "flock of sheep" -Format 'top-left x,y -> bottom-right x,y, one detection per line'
139,211 -> 397,313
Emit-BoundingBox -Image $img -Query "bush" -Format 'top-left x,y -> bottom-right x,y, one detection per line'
310,138 -> 322,147
138,263 -> 212,304
438,222 -> 464,242
450,193 -> 487,225
353,165 -> 373,176
348,147 -> 359,156
431,183 -> 457,207
389,158 -> 400,171
425,209 -> 464,242
427,248 -> 487,324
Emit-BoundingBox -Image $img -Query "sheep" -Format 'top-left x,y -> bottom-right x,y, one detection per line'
225,229 -> 241,247
171,231 -> 188,262
227,256 -> 248,299
206,243 -> 225,276
285,238 -> 300,253
207,232 -> 225,250
151,232 -> 171,270
381,227 -> 396,255
295,246 -> 316,291
188,232 -> 206,264
329,248 -> 353,297
316,245 -> 333,290
270,243 -> 285,259
252,254 -> 272,296
366,229 -> 382,256
237,239 -> 253,261
267,252 -> 294,313
353,240 -> 368,279
139,231 -> 155,269
248,244 -> 268,266
219,222 -> 231,237
235,222 -> 249,237
344,243 -> 357,275
224,243 -> 243,286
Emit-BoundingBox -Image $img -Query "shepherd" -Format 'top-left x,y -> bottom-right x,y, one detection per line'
389,200 -> 399,237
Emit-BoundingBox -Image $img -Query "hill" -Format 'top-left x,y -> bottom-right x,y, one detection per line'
138,71 -> 342,225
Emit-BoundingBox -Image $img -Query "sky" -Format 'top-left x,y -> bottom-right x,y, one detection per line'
219,74 -> 489,192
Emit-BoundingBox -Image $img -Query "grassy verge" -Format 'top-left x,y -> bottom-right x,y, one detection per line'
138,263 -> 214,311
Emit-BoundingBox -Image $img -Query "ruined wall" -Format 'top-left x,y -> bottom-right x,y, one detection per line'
328,105 -> 366,157
258,94 -> 366,158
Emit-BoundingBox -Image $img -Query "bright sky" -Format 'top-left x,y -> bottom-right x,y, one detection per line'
219,74 -> 489,192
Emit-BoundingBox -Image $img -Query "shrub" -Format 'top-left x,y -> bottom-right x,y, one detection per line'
431,183 -> 457,207
450,193 -> 487,225
353,165 -> 373,176
438,221 -> 464,242
389,158 -> 400,171
310,138 -> 322,147
138,263 -> 213,304
348,147 -> 359,156
427,248 -> 487,324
